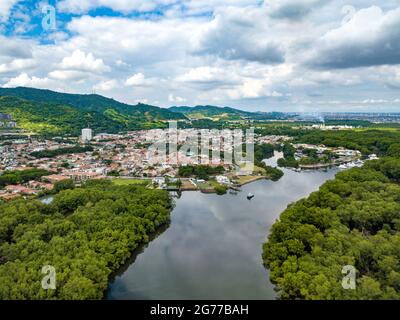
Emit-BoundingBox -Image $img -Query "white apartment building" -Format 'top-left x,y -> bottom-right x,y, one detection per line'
81,128 -> 93,142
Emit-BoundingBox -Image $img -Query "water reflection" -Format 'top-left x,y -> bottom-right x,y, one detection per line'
107,154 -> 338,300
39,195 -> 54,204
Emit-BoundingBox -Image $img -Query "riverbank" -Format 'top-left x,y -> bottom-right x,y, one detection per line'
109,174 -> 271,194
107,167 -> 339,299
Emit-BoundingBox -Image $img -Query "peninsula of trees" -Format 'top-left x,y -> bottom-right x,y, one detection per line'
263,157 -> 400,299
0,180 -> 172,299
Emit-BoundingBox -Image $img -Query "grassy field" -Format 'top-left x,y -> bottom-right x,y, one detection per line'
181,180 -> 198,190
111,178 -> 150,186
234,175 -> 265,186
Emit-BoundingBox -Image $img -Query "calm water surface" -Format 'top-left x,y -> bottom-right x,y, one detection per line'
107,154 -> 338,300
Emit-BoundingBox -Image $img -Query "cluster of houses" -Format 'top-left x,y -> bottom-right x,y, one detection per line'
291,143 -> 363,169
292,144 -> 361,159
256,135 -> 292,144
0,176 -> 54,200
0,128 -> 318,199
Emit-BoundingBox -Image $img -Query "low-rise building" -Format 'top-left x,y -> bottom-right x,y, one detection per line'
216,175 -> 231,185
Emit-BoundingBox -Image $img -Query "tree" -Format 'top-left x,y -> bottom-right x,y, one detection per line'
0,182 -> 172,300
214,185 -> 228,195
54,179 -> 75,193
263,157 -> 400,300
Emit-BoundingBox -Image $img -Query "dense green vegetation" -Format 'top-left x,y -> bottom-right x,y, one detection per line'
53,179 -> 75,193
277,143 -> 299,168
0,180 -> 172,299
262,165 -> 284,182
255,126 -> 308,138
277,157 -> 299,168
295,130 -> 400,156
214,184 -> 228,195
178,119 -> 234,130
263,157 -> 400,299
30,146 -> 93,159
169,105 -> 253,120
254,144 -> 275,162
253,144 -> 284,182
178,165 -> 225,180
0,88 -> 186,135
0,169 -> 52,188
297,149 -> 336,166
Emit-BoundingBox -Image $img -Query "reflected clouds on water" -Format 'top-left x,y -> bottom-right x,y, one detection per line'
107,164 -> 338,300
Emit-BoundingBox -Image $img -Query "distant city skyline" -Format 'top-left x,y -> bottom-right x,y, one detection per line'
1,1 -> 400,112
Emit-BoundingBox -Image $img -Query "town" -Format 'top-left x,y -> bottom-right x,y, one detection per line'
0,124 -> 375,200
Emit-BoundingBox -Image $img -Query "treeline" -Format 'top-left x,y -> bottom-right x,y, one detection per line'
263,157 -> 400,299
0,169 -> 52,188
295,130 -> 400,155
253,143 -> 283,181
178,165 -> 225,180
254,144 -> 275,162
30,146 -> 93,159
0,180 -> 172,299
255,126 -> 308,138
277,143 -> 299,168
262,164 -> 284,182
0,94 -> 184,135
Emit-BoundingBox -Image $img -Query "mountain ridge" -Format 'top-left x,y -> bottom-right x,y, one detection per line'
169,105 -> 255,120
0,87 -> 186,135
0,87 -> 290,135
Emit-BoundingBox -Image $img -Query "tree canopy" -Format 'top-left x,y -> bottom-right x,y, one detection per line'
263,157 -> 400,299
0,180 -> 172,299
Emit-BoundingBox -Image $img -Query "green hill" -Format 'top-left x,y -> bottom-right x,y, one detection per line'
169,105 -> 291,122
169,105 -> 254,120
0,87 -> 186,135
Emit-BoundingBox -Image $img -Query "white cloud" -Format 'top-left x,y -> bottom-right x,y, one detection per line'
0,0 -> 19,22
93,79 -> 119,91
193,6 -> 285,64
306,6 -> 400,69
48,70 -> 88,81
0,59 -> 36,74
60,49 -> 110,73
57,0 -> 258,15
176,67 -> 232,85
2,73 -> 51,88
0,35 -> 33,58
57,0 -> 157,14
267,0 -> 331,20
1,1 -> 400,111
168,94 -> 187,103
225,79 -> 282,100
125,73 -> 151,86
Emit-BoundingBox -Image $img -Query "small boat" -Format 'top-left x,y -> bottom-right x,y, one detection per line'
247,193 -> 255,200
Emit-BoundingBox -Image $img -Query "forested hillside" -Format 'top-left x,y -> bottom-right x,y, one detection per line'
295,130 -> 400,156
0,180 -> 172,299
263,157 -> 400,299
169,105 -> 254,120
0,87 -> 186,135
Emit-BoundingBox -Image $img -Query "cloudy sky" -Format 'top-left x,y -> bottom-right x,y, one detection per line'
1,0 -> 400,112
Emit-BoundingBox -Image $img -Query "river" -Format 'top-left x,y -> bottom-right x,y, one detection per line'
107,153 -> 339,300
